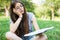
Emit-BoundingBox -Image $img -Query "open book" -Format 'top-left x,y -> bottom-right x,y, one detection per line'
24,27 -> 54,36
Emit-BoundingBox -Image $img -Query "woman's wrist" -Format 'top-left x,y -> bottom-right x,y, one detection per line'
19,15 -> 22,18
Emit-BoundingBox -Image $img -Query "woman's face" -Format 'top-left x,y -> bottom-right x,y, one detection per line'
13,2 -> 24,15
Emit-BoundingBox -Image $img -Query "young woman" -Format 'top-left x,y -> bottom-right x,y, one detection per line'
5,1 -> 47,40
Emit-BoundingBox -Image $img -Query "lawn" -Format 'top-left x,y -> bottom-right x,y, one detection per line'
0,16 -> 60,40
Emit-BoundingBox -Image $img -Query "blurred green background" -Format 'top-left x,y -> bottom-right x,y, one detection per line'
0,0 -> 60,40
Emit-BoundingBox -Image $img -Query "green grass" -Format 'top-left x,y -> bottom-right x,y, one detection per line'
0,16 -> 60,40
0,16 -> 10,40
37,20 -> 60,40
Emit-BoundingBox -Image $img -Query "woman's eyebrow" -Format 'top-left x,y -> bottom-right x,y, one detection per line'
16,4 -> 22,8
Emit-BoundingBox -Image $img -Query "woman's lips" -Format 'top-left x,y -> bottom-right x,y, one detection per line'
19,10 -> 24,13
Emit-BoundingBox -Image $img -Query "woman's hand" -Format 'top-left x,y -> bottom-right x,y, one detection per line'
13,8 -> 22,17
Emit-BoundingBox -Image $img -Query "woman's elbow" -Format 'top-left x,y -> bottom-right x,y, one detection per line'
10,26 -> 15,33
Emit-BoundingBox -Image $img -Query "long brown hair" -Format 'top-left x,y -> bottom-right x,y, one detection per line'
10,1 -> 29,37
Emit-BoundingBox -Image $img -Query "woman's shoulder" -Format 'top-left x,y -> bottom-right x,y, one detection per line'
27,12 -> 34,17
27,12 -> 35,20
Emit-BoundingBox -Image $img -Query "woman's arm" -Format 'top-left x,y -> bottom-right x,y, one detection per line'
32,15 -> 40,30
10,16 -> 22,33
31,14 -> 47,39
